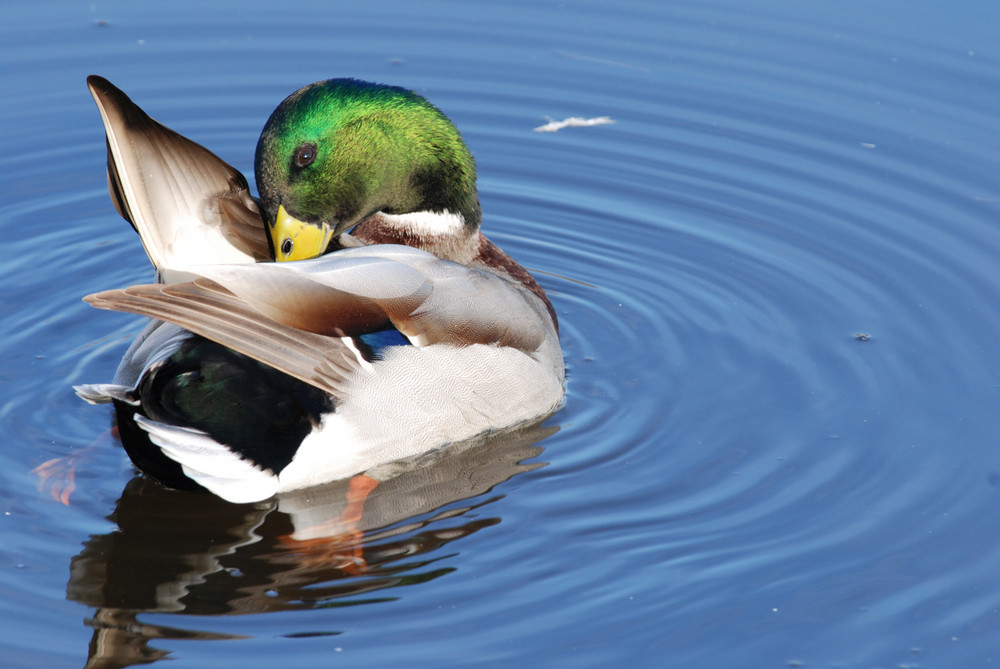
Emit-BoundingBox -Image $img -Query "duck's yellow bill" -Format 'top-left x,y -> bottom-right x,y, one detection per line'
271,204 -> 334,261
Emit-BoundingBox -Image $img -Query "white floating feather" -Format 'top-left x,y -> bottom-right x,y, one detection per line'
533,116 -> 616,133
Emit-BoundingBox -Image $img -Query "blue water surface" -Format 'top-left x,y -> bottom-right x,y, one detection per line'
2,1 -> 999,667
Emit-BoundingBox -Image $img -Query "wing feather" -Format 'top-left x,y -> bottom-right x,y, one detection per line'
85,281 -> 361,398
87,75 -> 271,274
84,246 -> 559,394
183,247 -> 556,350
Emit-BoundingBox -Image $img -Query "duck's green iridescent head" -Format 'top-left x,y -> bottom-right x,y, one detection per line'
254,79 -> 481,260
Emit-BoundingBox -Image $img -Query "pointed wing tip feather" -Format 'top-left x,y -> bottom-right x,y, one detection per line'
86,74 -> 113,96
86,75 -> 131,121
83,290 -> 119,309
83,288 -> 153,317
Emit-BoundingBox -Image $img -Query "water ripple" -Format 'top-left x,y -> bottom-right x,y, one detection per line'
3,0 -> 1000,666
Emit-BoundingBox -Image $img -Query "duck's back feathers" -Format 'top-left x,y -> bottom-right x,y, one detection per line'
87,75 -> 271,278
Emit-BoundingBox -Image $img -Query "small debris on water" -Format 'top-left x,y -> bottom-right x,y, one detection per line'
854,332 -> 871,341
533,116 -> 616,133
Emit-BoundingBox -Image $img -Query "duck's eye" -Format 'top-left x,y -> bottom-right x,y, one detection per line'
293,142 -> 317,168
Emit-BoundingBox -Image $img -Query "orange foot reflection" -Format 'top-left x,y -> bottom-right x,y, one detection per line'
34,426 -> 120,505
33,457 -> 76,505
278,474 -> 379,575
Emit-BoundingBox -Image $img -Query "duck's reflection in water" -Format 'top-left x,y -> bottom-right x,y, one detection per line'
68,422 -> 556,668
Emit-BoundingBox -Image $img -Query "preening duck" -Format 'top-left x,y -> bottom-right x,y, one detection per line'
77,76 -> 564,503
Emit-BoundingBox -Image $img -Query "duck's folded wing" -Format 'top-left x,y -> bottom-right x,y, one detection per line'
86,278 -> 362,398
88,75 -> 272,276
154,247 -> 554,351
85,248 -> 556,394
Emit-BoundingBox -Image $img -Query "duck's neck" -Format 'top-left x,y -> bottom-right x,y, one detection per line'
350,210 -> 481,264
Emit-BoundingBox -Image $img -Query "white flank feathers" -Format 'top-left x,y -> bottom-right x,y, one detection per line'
134,415 -> 279,503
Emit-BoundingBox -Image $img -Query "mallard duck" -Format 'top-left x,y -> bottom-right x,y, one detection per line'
77,76 -> 564,504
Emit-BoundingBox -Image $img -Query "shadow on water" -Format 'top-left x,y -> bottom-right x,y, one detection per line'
66,422 -> 556,668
